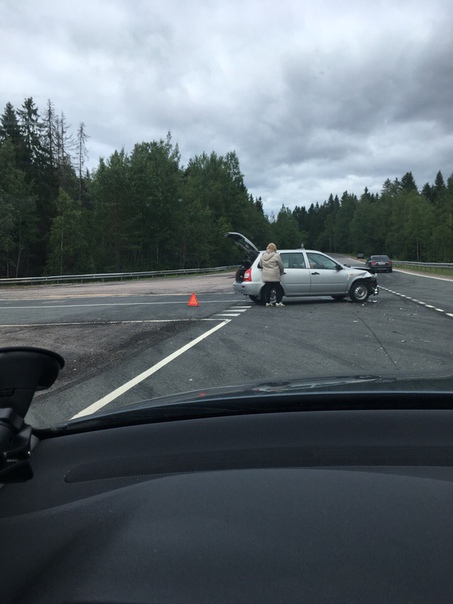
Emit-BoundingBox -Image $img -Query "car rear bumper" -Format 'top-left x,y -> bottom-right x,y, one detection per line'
233,281 -> 262,296
367,266 -> 392,272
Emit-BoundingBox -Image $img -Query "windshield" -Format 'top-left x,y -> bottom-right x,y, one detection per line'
1,1 -> 453,429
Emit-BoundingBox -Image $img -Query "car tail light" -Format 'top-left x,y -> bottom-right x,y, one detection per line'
243,268 -> 252,281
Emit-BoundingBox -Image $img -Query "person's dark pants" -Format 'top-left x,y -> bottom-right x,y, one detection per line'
263,281 -> 284,304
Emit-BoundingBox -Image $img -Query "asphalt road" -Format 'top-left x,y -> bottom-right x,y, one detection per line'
0,267 -> 452,428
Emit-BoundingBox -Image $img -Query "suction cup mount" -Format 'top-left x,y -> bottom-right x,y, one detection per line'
0,347 -> 64,482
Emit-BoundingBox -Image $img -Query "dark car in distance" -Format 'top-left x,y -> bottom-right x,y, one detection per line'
365,254 -> 393,273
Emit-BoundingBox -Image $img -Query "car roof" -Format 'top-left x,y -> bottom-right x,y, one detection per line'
261,249 -> 330,254
226,232 -> 344,260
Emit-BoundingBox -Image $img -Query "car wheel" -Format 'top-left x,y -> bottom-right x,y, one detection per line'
249,295 -> 265,305
331,295 -> 346,301
349,281 -> 370,303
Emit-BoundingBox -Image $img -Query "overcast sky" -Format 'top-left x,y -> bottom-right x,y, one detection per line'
2,0 -> 453,215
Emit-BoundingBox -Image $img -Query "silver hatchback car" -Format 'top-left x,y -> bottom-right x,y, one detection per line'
226,232 -> 379,304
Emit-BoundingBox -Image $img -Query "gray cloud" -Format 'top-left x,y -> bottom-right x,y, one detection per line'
1,0 -> 452,214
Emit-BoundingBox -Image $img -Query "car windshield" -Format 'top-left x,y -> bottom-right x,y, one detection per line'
1,1 -> 453,430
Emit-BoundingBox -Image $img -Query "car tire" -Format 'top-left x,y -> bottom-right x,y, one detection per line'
249,295 -> 265,305
349,281 -> 370,303
331,295 -> 346,301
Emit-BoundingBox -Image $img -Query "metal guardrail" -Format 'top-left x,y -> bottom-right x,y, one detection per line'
392,261 -> 453,270
0,266 -> 237,286
2,261 -> 452,286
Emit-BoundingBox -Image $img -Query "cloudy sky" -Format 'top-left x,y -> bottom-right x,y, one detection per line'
2,0 -> 453,215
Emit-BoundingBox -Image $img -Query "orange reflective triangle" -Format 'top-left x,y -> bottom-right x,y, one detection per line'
188,293 -> 199,307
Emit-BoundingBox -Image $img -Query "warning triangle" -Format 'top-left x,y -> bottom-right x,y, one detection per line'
188,293 -> 199,307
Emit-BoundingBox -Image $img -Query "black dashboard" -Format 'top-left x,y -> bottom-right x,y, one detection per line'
2,406 -> 453,603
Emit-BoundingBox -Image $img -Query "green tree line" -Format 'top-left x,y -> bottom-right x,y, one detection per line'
1,97 -> 452,277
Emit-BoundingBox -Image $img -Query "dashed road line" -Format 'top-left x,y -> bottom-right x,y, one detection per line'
381,286 -> 453,318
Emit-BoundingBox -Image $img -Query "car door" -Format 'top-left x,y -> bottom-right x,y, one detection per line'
306,252 -> 347,295
280,252 -> 311,295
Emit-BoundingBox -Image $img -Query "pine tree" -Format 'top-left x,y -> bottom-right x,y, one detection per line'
401,172 -> 418,192
0,139 -> 37,276
76,122 -> 89,204
17,97 -> 45,165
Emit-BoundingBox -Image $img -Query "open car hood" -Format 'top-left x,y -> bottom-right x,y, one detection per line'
225,231 -> 260,262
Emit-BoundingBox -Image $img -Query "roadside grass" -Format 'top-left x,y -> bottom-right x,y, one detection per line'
395,264 -> 453,278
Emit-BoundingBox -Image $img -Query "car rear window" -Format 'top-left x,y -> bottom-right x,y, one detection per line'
280,253 -> 307,269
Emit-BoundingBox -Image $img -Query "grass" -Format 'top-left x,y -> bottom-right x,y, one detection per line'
395,263 -> 453,278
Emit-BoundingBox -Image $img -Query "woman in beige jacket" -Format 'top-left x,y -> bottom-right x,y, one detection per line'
259,243 -> 285,307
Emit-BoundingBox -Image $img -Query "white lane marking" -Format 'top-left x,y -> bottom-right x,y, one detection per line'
0,319 -> 219,327
215,305 -> 252,318
0,305 -> 251,327
71,319 -> 231,419
0,291 -> 238,302
380,286 -> 452,318
0,300 -> 235,310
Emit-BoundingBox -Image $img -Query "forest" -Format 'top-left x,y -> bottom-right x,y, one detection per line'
1,97 -> 452,278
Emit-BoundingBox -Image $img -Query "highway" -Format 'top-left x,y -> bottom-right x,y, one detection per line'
0,266 -> 452,428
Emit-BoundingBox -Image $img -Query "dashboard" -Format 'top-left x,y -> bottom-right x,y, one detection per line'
2,405 -> 453,603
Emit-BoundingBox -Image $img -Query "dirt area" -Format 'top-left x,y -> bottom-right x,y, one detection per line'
0,273 -> 236,393
0,272 -> 236,300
